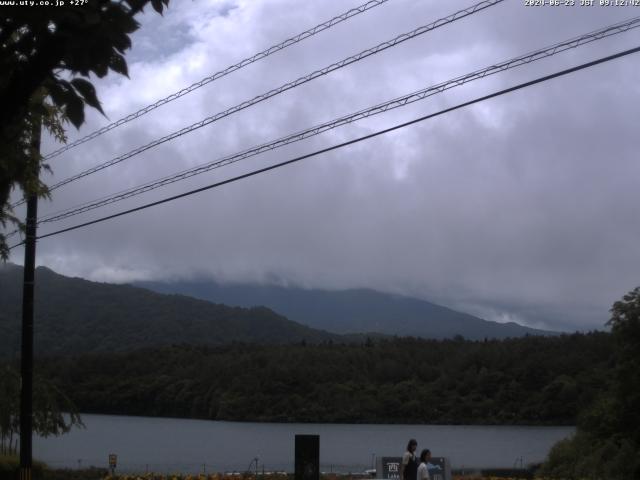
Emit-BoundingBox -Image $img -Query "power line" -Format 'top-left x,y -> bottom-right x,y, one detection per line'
3,0 -> 505,237
15,0 -> 503,206
40,0 -> 395,162
10,44 -> 640,249
33,15 -> 640,226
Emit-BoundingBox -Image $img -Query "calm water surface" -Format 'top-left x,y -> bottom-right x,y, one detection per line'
34,414 -> 574,473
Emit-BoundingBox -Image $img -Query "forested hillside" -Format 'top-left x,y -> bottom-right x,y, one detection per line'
32,333 -> 613,425
0,264 -> 339,357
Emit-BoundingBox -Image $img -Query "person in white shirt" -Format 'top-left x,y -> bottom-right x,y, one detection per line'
416,449 -> 432,480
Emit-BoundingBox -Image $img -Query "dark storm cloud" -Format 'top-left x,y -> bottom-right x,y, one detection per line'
8,0 -> 640,330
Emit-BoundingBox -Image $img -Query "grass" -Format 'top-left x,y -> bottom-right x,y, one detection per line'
0,454 -> 106,480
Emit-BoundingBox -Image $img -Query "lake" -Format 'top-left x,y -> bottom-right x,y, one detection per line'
34,414 -> 574,474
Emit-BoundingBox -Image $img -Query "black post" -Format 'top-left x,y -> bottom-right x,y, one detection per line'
20,121 -> 40,480
295,435 -> 319,480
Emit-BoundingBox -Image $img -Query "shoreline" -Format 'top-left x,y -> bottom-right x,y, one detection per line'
71,412 -> 578,429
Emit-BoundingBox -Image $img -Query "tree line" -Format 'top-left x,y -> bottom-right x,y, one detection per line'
19,332 -> 614,426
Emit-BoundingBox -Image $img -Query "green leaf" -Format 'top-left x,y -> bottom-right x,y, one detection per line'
109,53 -> 129,77
110,6 -> 139,33
71,78 -> 104,116
151,0 -> 163,13
64,90 -> 85,129
92,60 -> 109,78
111,33 -> 132,53
44,80 -> 68,110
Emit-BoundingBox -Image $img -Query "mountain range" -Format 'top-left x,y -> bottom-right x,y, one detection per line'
136,278 -> 556,339
0,263 -> 556,358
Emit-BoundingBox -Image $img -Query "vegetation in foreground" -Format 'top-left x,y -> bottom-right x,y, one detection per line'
0,468 -> 535,480
99,475 -> 533,480
0,366 -> 82,456
0,454 -> 107,480
538,287 -> 640,480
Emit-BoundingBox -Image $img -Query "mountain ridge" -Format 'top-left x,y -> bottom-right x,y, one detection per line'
0,264 -> 342,357
135,278 -> 559,339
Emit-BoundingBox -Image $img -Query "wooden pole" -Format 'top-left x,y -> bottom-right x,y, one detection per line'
20,120 -> 40,480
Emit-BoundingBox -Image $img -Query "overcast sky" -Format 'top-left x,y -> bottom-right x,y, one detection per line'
7,0 -> 640,331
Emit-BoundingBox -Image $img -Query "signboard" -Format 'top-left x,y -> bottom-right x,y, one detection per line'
380,457 -> 401,480
377,456 -> 451,480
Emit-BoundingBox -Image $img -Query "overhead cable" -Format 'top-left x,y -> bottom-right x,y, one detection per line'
41,0 -> 395,162
34,16 -> 640,226
9,44 -> 639,248
22,0 -> 503,204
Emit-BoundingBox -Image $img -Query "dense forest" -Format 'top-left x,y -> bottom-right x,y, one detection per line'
25,332 -> 613,426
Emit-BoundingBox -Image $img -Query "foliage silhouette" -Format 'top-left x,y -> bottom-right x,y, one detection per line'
0,0 -> 170,258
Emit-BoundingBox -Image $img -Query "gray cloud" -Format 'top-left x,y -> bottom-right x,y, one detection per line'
8,0 -> 640,331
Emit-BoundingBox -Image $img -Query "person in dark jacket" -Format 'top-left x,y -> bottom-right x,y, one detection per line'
400,439 -> 418,480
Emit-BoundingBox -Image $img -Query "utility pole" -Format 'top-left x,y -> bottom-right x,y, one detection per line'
20,119 -> 41,480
